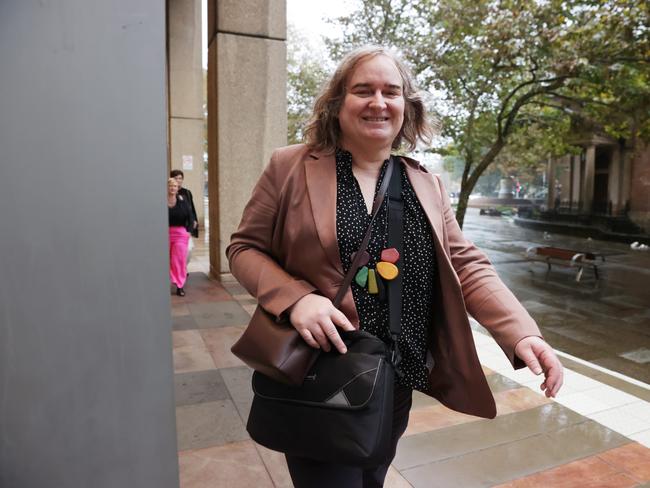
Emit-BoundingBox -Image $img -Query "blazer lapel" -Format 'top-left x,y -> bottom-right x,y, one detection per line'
403,160 -> 445,243
305,151 -> 345,275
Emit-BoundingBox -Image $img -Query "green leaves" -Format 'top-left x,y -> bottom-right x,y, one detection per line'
323,0 -> 648,227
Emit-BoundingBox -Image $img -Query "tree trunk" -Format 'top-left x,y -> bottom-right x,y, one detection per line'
456,186 -> 471,229
455,139 -> 506,228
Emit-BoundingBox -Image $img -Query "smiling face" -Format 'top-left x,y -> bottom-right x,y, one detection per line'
338,55 -> 405,153
168,179 -> 179,195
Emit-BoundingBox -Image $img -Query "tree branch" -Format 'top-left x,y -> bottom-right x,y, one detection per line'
497,76 -> 570,135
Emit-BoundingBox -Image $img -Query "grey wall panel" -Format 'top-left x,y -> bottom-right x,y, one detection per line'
0,1 -> 179,487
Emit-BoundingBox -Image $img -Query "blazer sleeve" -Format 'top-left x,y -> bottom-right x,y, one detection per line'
226,151 -> 317,317
435,175 -> 543,369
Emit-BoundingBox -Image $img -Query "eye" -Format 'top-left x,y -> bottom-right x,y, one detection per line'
353,88 -> 372,96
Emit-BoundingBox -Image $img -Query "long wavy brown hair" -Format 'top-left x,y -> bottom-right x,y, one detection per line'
304,46 -> 434,154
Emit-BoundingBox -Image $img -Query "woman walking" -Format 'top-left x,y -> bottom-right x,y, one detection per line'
227,46 -> 563,487
168,177 -> 192,296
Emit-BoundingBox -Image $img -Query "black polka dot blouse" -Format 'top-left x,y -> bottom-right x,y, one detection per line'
335,148 -> 437,392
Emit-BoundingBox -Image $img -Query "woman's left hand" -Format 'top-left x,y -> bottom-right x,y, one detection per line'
514,336 -> 564,398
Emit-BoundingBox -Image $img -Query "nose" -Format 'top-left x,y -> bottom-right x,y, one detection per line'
368,90 -> 386,109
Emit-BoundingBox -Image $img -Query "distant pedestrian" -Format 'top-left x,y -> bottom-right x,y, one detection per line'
170,169 -> 199,238
167,177 -> 193,296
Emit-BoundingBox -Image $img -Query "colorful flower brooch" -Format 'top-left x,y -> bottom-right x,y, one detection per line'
353,247 -> 399,297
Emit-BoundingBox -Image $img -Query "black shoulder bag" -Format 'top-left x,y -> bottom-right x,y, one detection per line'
246,156 -> 404,467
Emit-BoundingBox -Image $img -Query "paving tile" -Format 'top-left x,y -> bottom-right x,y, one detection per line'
178,440 -> 274,488
597,443 -> 650,482
187,301 -> 251,328
629,429 -> 650,449
482,365 -> 495,376
404,388 -> 550,437
200,326 -> 246,369
493,455 -> 623,488
590,408 -> 649,436
411,390 -> 440,409
385,465 -> 413,487
394,403 -> 583,470
401,421 -> 630,488
232,293 -> 254,301
175,287 -> 234,304
497,365 -> 540,384
403,402 -> 479,437
220,366 -> 255,421
562,370 -> 606,392
479,351 -> 515,372
174,370 -> 229,407
254,443 -> 293,488
495,388 -> 552,416
173,314 -> 199,331
173,344 -> 216,374
173,330 -> 206,349
222,282 -> 248,296
172,303 -> 191,317
556,356 -> 650,403
176,400 -> 248,451
555,390 -> 615,416
617,401 -> 650,423
587,385 -> 644,409
487,374 -> 527,394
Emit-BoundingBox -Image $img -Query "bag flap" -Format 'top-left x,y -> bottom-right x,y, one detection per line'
252,332 -> 389,409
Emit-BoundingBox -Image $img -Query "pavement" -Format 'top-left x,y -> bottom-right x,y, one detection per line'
172,209 -> 650,487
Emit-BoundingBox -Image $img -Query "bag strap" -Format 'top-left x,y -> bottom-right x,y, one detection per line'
386,156 -> 403,337
386,156 -> 404,374
332,158 -> 395,308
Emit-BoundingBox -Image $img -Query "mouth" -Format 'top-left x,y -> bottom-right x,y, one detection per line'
362,116 -> 389,122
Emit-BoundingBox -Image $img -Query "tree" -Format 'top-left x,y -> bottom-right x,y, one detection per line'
287,25 -> 330,145
326,0 -> 649,227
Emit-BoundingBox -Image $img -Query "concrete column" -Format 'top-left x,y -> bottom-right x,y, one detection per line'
628,140 -> 649,230
0,1 -> 179,486
582,145 -> 596,212
207,0 -> 287,276
608,145 -> 621,214
169,0 -> 205,226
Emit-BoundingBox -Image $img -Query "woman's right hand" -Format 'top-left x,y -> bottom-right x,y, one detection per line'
288,294 -> 356,354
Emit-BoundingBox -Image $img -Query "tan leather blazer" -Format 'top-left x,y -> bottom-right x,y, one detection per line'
226,144 -> 541,418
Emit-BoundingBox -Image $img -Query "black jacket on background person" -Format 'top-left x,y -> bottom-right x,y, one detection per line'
178,187 -> 199,238
168,195 -> 194,235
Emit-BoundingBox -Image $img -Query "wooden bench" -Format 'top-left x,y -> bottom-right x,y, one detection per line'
525,246 -> 603,282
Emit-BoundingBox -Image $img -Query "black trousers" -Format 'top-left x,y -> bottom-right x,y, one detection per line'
285,384 -> 413,488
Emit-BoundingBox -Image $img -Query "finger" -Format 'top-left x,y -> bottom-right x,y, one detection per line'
331,308 -> 355,331
309,326 -> 331,352
298,329 -> 320,349
539,353 -> 562,391
322,319 -> 348,354
517,344 -> 543,375
549,366 -> 564,397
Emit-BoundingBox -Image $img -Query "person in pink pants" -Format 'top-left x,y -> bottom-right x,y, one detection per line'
167,178 -> 192,296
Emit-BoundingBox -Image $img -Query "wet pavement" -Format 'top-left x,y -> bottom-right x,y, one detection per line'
171,271 -> 650,488
462,209 -> 650,385
172,208 -> 650,487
